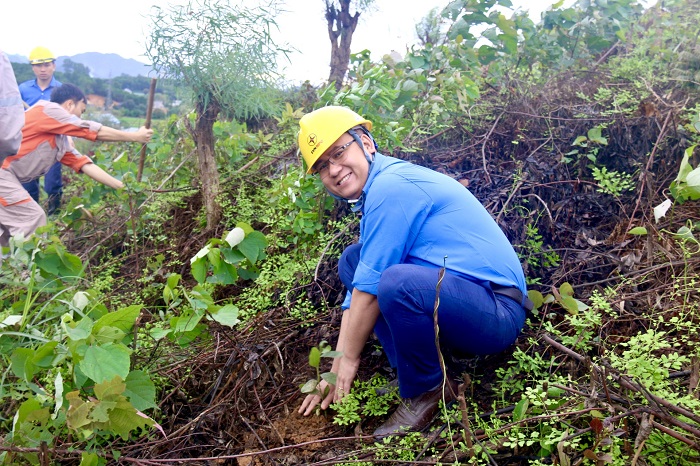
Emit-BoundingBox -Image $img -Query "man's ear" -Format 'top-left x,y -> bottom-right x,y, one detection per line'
360,133 -> 376,154
60,100 -> 74,112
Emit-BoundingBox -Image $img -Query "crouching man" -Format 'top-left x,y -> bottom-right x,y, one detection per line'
297,106 -> 531,437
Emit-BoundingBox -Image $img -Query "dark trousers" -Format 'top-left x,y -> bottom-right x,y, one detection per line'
22,161 -> 62,214
338,243 -> 526,398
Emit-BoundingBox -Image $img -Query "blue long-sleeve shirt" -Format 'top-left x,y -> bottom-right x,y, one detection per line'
342,152 -> 526,308
18,76 -> 62,107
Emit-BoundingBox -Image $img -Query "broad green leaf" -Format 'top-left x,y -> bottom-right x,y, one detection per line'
66,391 -> 93,430
79,343 -> 131,383
93,305 -> 141,334
33,341 -> 58,367
173,311 -> 203,334
124,370 -> 157,411
107,398 -> 153,440
94,376 -> 127,400
191,258 -> 207,283
64,315 -> 94,341
10,348 -> 37,381
322,351 -> 343,359
209,304 -> 240,327
93,326 -> 126,345
79,452 -> 100,466
238,231 -> 267,264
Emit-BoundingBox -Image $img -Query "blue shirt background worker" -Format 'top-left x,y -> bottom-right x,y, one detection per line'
18,46 -> 63,215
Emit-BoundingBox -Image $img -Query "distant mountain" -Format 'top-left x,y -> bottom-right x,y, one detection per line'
9,52 -> 153,79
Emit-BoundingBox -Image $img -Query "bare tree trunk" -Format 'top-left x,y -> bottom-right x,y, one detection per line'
193,98 -> 222,228
326,0 -> 360,90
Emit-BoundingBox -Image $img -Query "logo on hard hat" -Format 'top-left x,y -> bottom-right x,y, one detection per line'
307,134 -> 317,146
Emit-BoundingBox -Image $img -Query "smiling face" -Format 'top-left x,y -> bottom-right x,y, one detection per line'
314,132 -> 374,200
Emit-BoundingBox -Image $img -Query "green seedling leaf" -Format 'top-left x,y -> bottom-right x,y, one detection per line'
559,282 -> 575,297
322,351 -> 343,359
628,226 -> 648,235
300,379 -> 318,394
674,225 -> 697,242
513,397 -> 529,422
528,290 -> 544,309
572,135 -> 588,146
321,372 -> 337,386
309,347 -> 321,368
587,127 -> 607,145
166,273 -> 181,289
560,295 -> 580,315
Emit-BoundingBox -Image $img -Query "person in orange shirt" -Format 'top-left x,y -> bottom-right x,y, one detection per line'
0,83 -> 153,249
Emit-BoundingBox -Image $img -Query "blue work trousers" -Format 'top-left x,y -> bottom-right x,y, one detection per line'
22,161 -> 62,212
338,243 -> 526,399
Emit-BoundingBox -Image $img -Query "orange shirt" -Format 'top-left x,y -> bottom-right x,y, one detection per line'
1,101 -> 102,182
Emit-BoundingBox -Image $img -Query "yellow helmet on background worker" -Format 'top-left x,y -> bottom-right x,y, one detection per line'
298,106 -> 372,174
29,46 -> 56,64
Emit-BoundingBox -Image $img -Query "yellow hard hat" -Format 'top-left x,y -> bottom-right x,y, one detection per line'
298,106 -> 372,174
29,46 -> 56,64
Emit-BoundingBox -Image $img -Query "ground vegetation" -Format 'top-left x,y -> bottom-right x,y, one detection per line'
1,0 -> 700,465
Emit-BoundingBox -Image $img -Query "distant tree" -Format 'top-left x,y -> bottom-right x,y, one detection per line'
10,62 -> 34,84
416,7 -> 446,47
60,59 -> 93,91
325,0 -> 375,90
146,0 -> 288,227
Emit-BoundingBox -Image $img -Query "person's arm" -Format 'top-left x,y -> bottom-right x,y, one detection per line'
0,51 -> 24,158
80,163 -> 124,189
299,288 -> 380,416
96,125 -> 153,144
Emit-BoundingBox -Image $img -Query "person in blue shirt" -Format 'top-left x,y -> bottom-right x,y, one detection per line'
18,46 -> 63,215
296,106 -> 531,437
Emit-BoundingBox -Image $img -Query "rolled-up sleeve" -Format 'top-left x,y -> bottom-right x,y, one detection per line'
0,51 -> 24,159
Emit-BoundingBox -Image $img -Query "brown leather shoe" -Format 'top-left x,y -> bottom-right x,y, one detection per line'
373,378 -> 458,437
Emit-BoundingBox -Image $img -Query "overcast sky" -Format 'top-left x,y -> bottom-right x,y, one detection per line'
1,0 -> 630,85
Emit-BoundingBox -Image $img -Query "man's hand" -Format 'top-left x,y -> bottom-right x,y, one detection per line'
298,379 -> 335,416
333,355 -> 360,403
133,126 -> 154,143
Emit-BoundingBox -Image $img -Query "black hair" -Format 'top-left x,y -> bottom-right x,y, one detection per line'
50,83 -> 86,105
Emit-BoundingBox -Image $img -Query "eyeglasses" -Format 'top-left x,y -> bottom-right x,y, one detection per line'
314,140 -> 355,178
